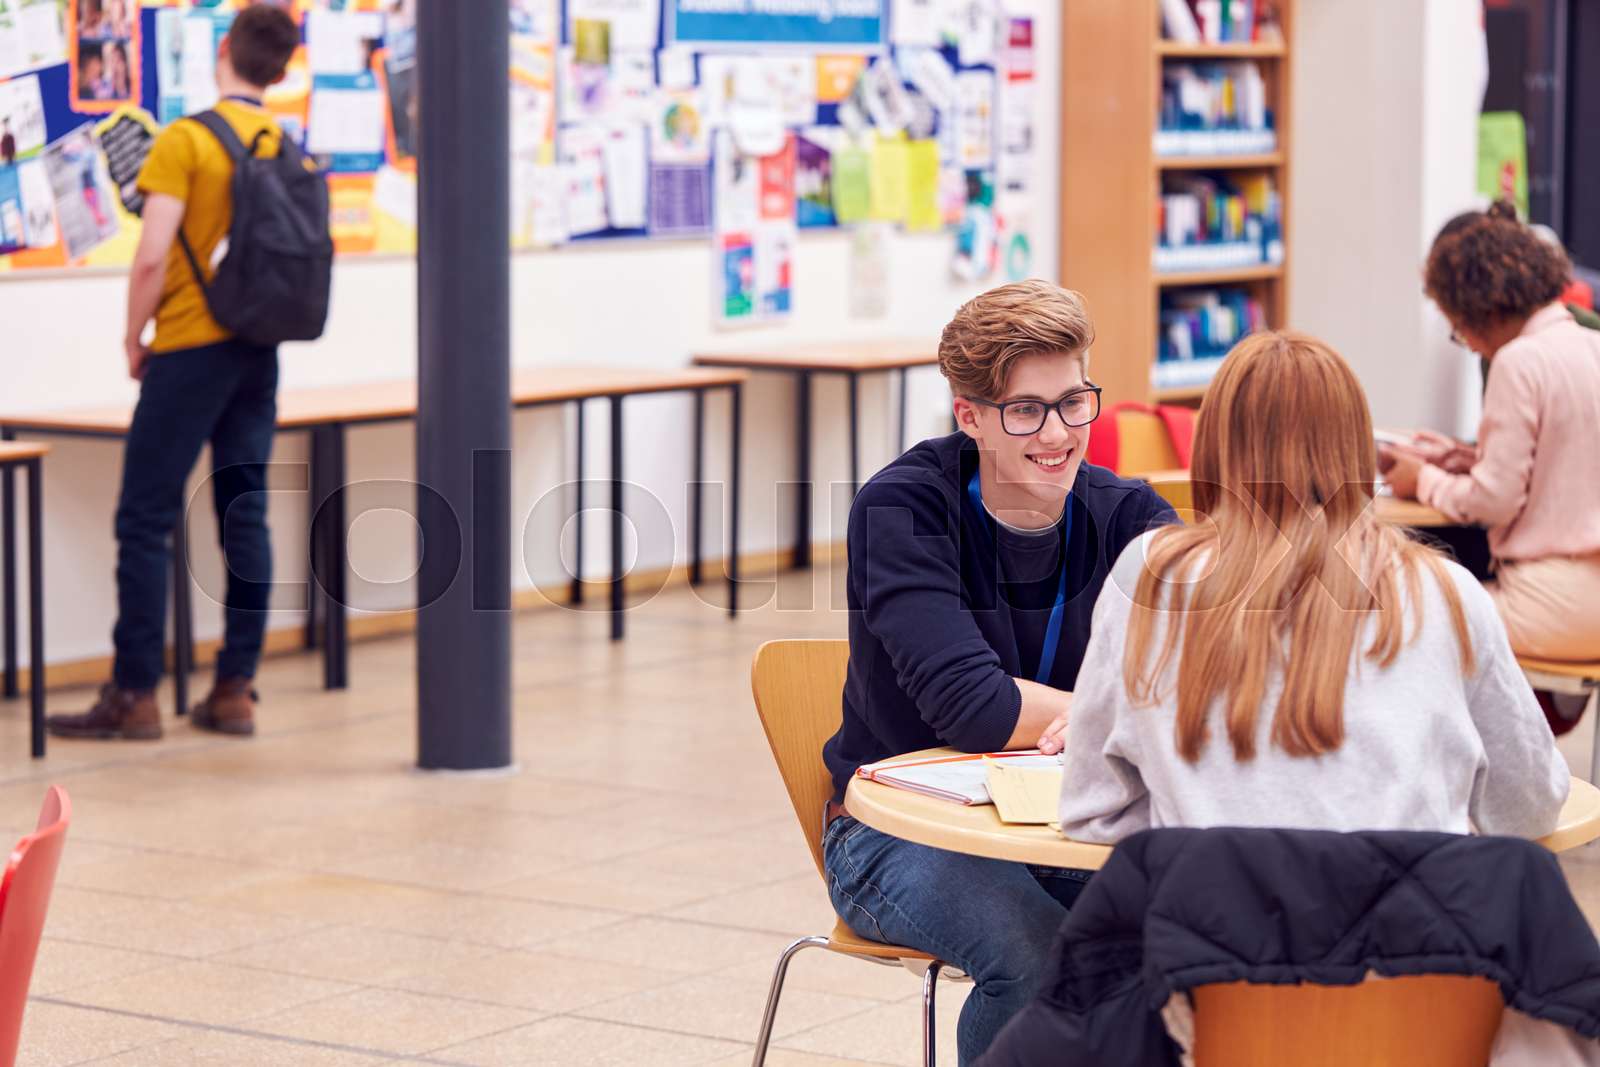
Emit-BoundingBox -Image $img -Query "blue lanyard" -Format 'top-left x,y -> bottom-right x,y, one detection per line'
966,470 -> 1072,685
223,94 -> 264,107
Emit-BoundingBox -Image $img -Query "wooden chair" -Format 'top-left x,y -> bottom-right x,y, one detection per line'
1192,974 -> 1505,1066
749,639 -> 954,1067
1518,656 -> 1600,782
0,786 -> 70,1067
1113,408 -> 1185,476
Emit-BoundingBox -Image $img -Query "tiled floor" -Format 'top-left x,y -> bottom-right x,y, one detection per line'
3,562 -> 1599,1065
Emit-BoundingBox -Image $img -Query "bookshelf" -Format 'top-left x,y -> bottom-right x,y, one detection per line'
1060,0 -> 1294,410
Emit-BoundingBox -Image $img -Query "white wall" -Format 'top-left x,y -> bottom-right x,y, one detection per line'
0,0 -> 1061,668
1290,0 -> 1486,434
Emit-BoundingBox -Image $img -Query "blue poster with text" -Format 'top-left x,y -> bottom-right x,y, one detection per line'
671,0 -> 884,47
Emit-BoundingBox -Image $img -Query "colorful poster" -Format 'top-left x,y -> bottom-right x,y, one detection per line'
308,71 -> 385,172
794,132 -> 833,228
68,0 -> 137,112
653,88 -> 710,164
815,54 -> 865,105
955,68 -> 994,168
0,162 -> 23,253
93,105 -> 156,218
714,129 -> 794,327
567,0 -> 659,52
905,137 -> 941,230
870,134 -> 908,222
952,167 -> 996,281
0,72 -> 45,161
719,229 -> 755,322
559,124 -> 609,235
648,162 -> 710,236
670,0 -> 885,47
831,143 -> 869,224
41,125 -> 116,260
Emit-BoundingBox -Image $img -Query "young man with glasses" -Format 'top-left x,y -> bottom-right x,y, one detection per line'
820,281 -> 1176,1064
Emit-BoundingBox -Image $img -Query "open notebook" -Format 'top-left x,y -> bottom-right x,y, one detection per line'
855,750 -> 1064,813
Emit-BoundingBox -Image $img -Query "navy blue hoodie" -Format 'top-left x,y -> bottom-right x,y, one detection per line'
823,432 -> 1176,802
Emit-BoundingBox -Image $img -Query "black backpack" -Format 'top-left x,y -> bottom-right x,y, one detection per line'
177,110 -> 333,346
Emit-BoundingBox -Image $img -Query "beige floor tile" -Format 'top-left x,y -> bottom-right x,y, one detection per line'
361,890 -> 620,949
58,849 -> 282,900
706,1051 -> 884,1067
716,948 -> 925,1004
577,972 -> 879,1043
391,947 -> 682,1012
666,873 -> 841,935
194,872 -> 447,926
490,862 -> 725,914
13,1000 -> 182,1067
251,987 -> 541,1056
776,986 -> 972,1067
28,938 -> 176,996
65,959 -> 357,1026
64,898 -> 323,959
212,922 -> 494,984
431,1016 -> 746,1067
90,1031 -> 391,1066
536,916 -> 790,975
611,826 -> 816,891
314,840 -> 551,893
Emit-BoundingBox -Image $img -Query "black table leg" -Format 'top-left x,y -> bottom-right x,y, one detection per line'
690,389 -> 704,587
2,429 -> 15,701
26,459 -> 43,759
729,382 -> 741,617
304,430 -> 320,650
898,368 -> 909,454
314,425 -> 349,690
610,395 -> 624,641
571,401 -> 585,606
848,370 -> 861,498
171,512 -> 191,717
794,370 -> 812,570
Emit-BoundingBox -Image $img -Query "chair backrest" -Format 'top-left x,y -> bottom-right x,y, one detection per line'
1115,409 -> 1184,474
751,639 -> 850,881
0,786 -> 70,1067
1192,974 -> 1504,1067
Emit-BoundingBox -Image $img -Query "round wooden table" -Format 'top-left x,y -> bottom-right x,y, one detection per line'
846,747 -> 1600,868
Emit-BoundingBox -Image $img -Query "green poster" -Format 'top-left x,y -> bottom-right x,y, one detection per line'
1478,111 -> 1529,218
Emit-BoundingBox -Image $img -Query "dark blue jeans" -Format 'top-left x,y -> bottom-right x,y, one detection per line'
112,340 -> 278,691
823,815 -> 1091,1065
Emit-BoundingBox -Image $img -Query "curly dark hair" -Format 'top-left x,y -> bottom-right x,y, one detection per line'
1424,199 -> 1571,333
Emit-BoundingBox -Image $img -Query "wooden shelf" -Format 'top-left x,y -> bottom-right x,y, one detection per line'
1153,384 -> 1211,404
1157,40 -> 1286,58
1155,264 -> 1284,287
1157,152 -> 1284,170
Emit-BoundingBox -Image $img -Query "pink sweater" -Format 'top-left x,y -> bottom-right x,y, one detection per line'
1419,303 -> 1600,561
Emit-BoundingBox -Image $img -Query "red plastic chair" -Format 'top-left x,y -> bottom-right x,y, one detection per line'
0,787 -> 70,1067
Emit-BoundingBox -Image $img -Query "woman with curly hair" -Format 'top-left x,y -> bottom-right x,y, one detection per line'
1386,200 -> 1600,683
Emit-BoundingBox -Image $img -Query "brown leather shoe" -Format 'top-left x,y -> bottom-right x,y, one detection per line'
46,684 -> 163,741
191,677 -> 257,737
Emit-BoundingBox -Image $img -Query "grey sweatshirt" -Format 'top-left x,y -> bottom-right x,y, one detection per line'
1058,531 -> 1570,842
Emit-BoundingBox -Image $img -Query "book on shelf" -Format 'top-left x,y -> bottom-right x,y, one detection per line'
1157,62 -> 1273,158
1155,172 -> 1284,272
1152,355 -> 1228,390
1162,0 -> 1277,45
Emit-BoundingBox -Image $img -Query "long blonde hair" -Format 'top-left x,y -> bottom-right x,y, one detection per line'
1124,332 -> 1475,762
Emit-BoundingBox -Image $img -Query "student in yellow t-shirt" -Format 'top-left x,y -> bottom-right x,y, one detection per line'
47,6 -> 301,744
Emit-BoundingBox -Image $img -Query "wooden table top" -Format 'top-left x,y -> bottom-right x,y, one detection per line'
693,338 -> 938,372
846,747 -> 1600,866
0,365 -> 749,436
0,441 -> 49,463
1139,469 -> 1454,528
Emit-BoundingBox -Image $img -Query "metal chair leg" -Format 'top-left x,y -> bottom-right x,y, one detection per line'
922,960 -> 943,1066
1584,689 -> 1600,785
752,935 -> 829,1066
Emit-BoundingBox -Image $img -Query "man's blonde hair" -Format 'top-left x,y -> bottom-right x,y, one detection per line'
938,281 -> 1095,401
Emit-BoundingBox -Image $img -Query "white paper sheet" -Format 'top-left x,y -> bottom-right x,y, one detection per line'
0,12 -> 26,79
559,126 -> 609,235
566,0 -> 659,51
0,74 -> 47,157
20,2 -> 66,72
657,45 -> 696,90
601,123 -> 647,229
956,68 -> 994,168
182,15 -> 220,114
891,0 -> 941,47
307,10 -> 368,75
17,156 -> 54,248
307,84 -> 386,155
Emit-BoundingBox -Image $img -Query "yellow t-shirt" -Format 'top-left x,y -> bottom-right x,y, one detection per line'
136,100 -> 284,354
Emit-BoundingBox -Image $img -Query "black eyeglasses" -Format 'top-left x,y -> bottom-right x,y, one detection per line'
966,386 -> 1103,436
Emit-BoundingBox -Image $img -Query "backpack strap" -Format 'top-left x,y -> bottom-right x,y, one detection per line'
175,109 -> 250,293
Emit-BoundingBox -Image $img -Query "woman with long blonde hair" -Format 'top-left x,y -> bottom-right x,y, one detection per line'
1057,332 -> 1567,839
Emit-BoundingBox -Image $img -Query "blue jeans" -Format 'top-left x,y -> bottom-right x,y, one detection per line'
112,340 -> 279,691
823,815 -> 1091,1065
